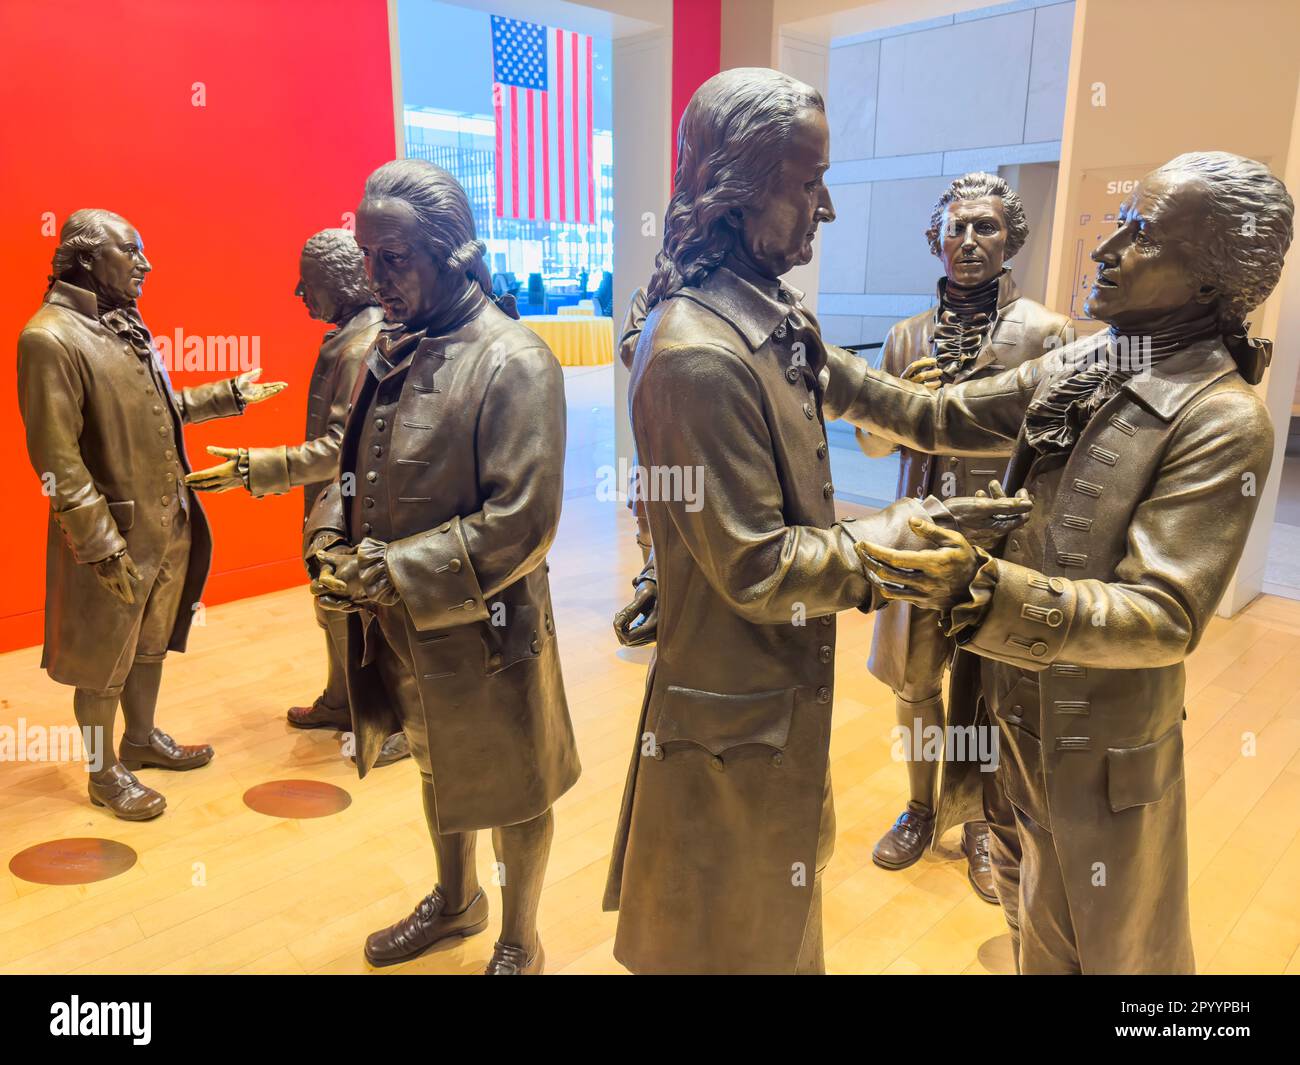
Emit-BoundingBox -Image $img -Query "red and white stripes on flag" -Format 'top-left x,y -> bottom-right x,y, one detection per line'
491,16 -> 595,224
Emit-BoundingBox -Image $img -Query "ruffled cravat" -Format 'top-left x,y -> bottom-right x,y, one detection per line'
1023,313 -> 1222,454
100,304 -> 155,359
932,273 -> 1002,382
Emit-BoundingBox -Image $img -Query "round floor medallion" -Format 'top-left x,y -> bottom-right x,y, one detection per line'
243,779 -> 352,819
9,837 -> 138,885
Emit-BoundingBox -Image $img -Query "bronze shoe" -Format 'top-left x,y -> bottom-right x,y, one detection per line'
364,887 -> 489,967
287,699 -> 352,730
484,937 -> 545,975
351,731 -> 411,769
963,820 -> 999,904
871,801 -> 935,870
374,731 -> 411,767
88,763 -> 166,821
119,728 -> 213,771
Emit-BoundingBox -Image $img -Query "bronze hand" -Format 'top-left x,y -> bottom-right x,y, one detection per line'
184,445 -> 248,492
856,519 -> 981,608
235,367 -> 288,406
93,551 -> 142,605
941,487 -> 1032,549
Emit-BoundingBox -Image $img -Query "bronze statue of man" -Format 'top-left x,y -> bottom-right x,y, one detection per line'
857,173 -> 1072,898
825,151 -> 1292,973
185,229 -> 408,767
304,160 -> 580,974
17,209 -> 286,820
603,68 -> 1031,975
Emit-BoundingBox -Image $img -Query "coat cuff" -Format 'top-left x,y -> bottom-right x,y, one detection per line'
958,558 -> 1076,668
180,378 -> 243,424
56,496 -> 127,564
384,516 -> 490,632
247,445 -> 292,496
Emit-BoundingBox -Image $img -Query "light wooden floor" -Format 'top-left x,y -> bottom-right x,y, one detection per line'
2,492 -> 1299,975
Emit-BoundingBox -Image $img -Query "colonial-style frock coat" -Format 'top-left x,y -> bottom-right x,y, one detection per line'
825,334 -> 1274,973
304,294 -> 580,833
604,266 -> 952,974
18,281 -> 245,691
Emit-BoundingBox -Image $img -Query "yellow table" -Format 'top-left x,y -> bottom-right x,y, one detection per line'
558,301 -> 597,316
522,315 -> 613,366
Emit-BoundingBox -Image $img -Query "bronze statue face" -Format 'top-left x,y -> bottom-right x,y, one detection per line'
355,198 -> 448,327
1086,173 -> 1212,331
938,195 -> 1008,287
734,107 -> 834,279
296,253 -> 338,323
85,217 -> 151,307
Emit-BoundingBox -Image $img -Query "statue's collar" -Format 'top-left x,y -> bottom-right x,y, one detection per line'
683,266 -> 805,351
44,280 -> 101,319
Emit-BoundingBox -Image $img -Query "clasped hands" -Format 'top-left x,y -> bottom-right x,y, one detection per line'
856,481 -> 1031,609
309,540 -> 400,612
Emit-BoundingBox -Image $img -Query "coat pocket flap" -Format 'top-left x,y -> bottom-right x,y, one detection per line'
656,685 -> 797,756
107,500 -> 135,532
1107,722 -> 1184,813
481,603 -> 546,676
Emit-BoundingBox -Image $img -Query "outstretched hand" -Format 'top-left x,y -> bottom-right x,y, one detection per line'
855,518 -> 981,608
184,446 -> 246,493
235,367 -> 288,406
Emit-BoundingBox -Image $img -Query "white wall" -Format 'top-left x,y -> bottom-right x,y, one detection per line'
816,0 -> 1074,347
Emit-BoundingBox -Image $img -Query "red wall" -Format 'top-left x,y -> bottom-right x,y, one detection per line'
0,0 -> 396,652
671,0 -> 722,175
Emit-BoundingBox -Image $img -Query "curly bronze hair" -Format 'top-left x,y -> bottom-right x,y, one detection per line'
1147,151 -> 1294,328
645,68 -> 825,309
926,172 -> 1028,260
301,229 -> 378,313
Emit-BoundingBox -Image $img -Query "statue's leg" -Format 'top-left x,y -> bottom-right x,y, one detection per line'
422,778 -> 482,912
982,764 -> 1022,965
489,807 -> 554,967
113,517 -> 211,771
77,685 -> 166,820
873,670 -> 943,870
74,686 -> 122,776
363,630 -> 488,966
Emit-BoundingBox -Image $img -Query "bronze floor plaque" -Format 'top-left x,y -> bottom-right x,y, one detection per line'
243,779 -> 352,819
9,837 -> 138,885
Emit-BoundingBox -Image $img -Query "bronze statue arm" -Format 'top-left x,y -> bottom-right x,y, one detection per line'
382,344 -> 566,632
953,389 -> 1273,670
242,424 -> 345,496
823,343 -> 1048,456
178,367 -> 287,425
636,341 -> 953,625
17,328 -> 127,564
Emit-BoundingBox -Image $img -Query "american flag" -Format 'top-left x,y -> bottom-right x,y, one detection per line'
491,15 -> 595,224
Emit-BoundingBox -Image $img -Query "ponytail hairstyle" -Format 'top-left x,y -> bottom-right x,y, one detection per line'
49,208 -> 126,290
361,159 -> 495,302
645,68 -> 824,310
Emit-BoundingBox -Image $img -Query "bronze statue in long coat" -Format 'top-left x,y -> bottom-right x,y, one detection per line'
17,209 -> 284,821
826,152 -> 1293,973
603,69 -> 1031,975
853,173 -> 1072,895
304,160 -> 579,975
185,230 -> 404,762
